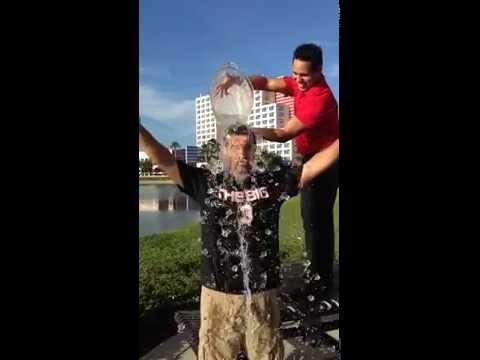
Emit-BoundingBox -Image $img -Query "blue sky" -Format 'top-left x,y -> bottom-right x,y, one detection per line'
140,0 -> 339,146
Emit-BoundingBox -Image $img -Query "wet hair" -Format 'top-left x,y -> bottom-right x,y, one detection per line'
223,124 -> 257,146
293,43 -> 323,72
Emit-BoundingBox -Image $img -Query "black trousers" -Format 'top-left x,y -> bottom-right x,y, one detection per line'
300,159 -> 339,284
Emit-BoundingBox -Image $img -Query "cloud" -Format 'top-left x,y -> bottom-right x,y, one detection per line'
139,83 -> 195,125
140,65 -> 171,79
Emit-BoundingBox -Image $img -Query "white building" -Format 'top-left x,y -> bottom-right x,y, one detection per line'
195,94 -> 217,147
195,90 -> 294,161
139,151 -> 149,160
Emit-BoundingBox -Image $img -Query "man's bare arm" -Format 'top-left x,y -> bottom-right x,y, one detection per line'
252,116 -> 306,143
248,75 -> 289,94
139,124 -> 183,187
299,139 -> 339,188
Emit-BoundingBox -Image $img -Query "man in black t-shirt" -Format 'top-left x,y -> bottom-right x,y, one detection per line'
140,123 -> 333,360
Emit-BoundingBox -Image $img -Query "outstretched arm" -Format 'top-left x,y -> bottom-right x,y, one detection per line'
299,139 -> 339,188
215,73 -> 290,97
139,124 -> 183,187
248,75 -> 289,94
251,116 -> 306,143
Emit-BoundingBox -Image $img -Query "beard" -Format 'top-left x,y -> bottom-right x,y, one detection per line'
222,156 -> 252,186
231,170 -> 249,185
229,161 -> 251,185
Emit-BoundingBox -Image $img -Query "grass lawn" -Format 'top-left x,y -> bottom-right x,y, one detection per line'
279,194 -> 339,262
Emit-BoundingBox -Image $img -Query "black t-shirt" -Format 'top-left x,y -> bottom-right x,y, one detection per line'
177,161 -> 301,294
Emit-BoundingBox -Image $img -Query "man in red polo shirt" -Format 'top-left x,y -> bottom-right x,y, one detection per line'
216,43 -> 339,300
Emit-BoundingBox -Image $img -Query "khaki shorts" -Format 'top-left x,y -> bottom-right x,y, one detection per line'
198,286 -> 284,360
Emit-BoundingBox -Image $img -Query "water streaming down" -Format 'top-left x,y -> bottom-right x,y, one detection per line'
208,62 -> 260,333
238,223 -> 253,318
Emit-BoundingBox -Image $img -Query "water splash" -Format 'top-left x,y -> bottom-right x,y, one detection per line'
222,228 -> 232,237
177,323 -> 186,333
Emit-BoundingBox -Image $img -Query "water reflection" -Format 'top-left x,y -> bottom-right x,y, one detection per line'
139,194 -> 199,212
139,184 -> 200,237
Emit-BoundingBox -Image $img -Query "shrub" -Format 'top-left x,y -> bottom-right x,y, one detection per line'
139,223 -> 202,318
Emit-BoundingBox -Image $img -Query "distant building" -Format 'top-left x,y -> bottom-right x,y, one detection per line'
172,148 -> 186,162
185,145 -> 202,164
195,94 -> 217,147
274,79 -> 295,118
247,89 -> 293,161
170,145 -> 202,165
139,151 -> 149,161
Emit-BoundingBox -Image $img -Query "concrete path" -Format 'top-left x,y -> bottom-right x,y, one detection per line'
141,331 -> 339,360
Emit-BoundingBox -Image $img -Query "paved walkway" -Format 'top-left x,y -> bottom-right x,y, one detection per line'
141,331 -> 339,360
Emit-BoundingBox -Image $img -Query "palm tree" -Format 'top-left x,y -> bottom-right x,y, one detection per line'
170,141 -> 181,150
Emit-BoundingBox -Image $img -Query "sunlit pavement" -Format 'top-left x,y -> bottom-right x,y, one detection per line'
141,331 -> 339,360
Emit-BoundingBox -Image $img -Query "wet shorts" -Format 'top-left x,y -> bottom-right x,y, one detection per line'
198,286 -> 284,360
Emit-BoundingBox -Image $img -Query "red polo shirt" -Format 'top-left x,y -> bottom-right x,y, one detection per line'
283,75 -> 338,156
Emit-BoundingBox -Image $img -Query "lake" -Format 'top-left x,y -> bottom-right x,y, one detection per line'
139,184 -> 200,237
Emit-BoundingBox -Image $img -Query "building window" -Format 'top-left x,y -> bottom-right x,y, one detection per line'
269,112 -> 274,117
255,115 -> 261,119
262,114 -> 267,118
284,150 -> 289,154
261,107 -> 266,112
255,102 -> 260,107
269,105 -> 274,110
255,121 -> 261,126
255,109 -> 259,113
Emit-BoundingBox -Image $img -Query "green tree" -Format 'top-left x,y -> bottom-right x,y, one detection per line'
200,139 -> 220,163
170,141 -> 181,150
256,149 -> 283,171
139,158 -> 153,175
